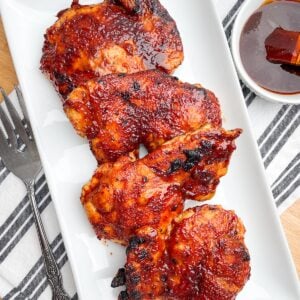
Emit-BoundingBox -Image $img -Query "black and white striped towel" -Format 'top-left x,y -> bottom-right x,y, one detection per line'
0,0 -> 299,299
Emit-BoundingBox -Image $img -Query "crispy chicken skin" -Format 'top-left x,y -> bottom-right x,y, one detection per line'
64,70 -> 222,163
81,126 -> 241,245
117,205 -> 250,300
40,0 -> 183,97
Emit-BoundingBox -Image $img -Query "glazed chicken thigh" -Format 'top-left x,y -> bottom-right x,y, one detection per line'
81,126 -> 241,245
40,0 -> 183,97
40,1 -> 250,298
117,205 -> 251,300
64,70 -> 222,163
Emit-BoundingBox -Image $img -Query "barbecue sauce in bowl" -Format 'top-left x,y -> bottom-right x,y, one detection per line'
240,0 -> 300,94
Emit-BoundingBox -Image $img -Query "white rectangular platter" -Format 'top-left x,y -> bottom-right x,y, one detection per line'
1,0 -> 300,299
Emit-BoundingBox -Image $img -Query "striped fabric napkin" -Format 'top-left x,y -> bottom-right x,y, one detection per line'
0,0 -> 299,299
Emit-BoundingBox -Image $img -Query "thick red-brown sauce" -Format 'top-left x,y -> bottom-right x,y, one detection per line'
123,205 -> 250,299
41,1 -> 183,98
80,128 -> 241,245
64,70 -> 222,164
240,0 -> 300,94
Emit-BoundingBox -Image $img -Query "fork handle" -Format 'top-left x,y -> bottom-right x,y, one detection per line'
26,181 -> 71,300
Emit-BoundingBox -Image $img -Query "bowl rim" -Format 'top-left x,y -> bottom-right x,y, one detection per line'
231,0 -> 300,105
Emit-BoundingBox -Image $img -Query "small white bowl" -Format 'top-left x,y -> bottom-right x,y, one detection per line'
231,0 -> 300,104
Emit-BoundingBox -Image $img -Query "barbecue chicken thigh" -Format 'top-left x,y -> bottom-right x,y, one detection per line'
64,70 -> 222,163
117,205 -> 250,300
40,0 -> 183,97
81,126 -> 241,245
40,1 -> 250,298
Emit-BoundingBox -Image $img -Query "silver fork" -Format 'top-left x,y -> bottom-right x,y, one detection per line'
0,87 -> 71,300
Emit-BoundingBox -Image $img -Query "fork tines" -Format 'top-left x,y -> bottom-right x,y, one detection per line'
0,87 -> 32,152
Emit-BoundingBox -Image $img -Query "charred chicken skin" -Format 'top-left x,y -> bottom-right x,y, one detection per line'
64,70 -> 222,163
116,205 -> 250,300
81,126 -> 241,245
41,1 -> 250,298
40,0 -> 184,98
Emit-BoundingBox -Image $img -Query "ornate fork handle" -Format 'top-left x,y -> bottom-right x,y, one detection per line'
26,181 -> 71,300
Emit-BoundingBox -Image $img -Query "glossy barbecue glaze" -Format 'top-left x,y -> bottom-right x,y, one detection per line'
120,205 -> 250,299
41,0 -> 183,97
240,0 -> 300,94
65,70 -> 222,163
40,1 -> 250,298
265,27 -> 300,66
81,127 -> 241,245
